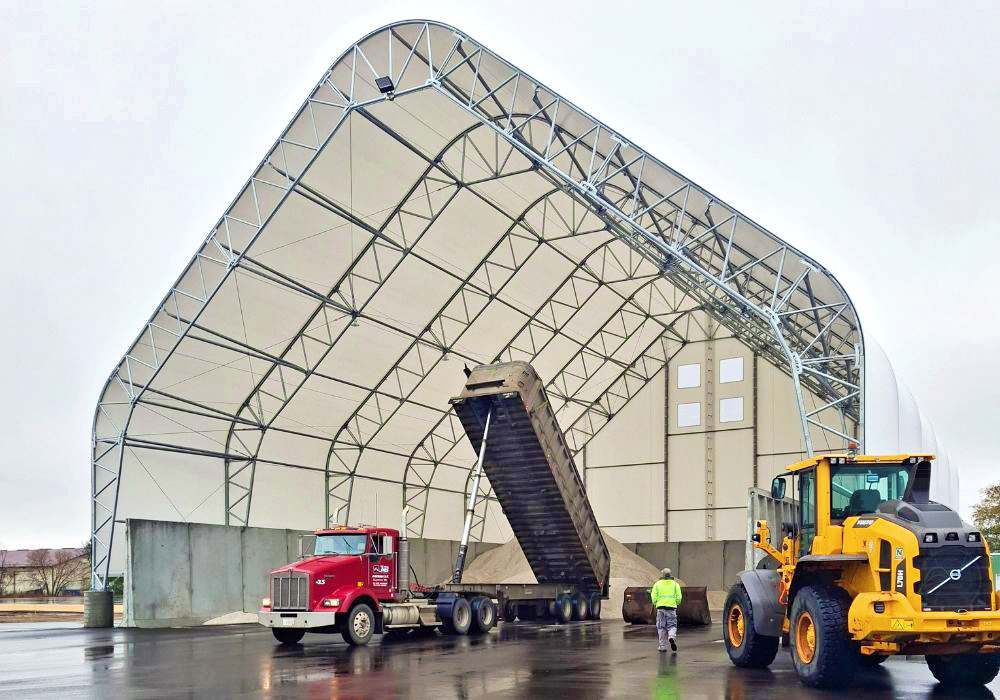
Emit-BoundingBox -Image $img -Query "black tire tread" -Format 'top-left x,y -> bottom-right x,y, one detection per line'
723,583 -> 780,668
790,585 -> 854,688
926,652 -> 1000,687
272,627 -> 304,645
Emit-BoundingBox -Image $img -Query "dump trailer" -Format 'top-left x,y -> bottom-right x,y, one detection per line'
723,453 -> 1000,690
258,361 -> 609,646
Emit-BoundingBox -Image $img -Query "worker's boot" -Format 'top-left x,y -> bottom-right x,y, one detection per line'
669,638 -> 677,652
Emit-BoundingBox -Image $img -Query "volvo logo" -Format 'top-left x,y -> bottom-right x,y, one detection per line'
949,569 -> 962,581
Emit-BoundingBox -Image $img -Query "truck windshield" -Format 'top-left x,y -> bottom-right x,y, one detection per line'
830,464 -> 912,521
314,534 -> 367,556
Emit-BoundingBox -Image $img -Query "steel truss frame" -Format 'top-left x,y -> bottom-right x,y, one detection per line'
91,20 -> 862,588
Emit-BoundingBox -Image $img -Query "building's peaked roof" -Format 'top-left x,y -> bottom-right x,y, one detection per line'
89,20 -> 863,588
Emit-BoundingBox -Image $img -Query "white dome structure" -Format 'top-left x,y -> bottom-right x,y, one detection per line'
864,336 -> 958,509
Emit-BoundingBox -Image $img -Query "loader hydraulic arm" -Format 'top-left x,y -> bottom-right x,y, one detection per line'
752,519 -> 797,605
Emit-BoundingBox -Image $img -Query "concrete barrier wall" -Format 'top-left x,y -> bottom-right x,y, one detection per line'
124,519 -> 496,628
621,540 -> 744,591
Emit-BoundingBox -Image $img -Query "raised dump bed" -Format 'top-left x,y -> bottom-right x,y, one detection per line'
451,361 -> 610,594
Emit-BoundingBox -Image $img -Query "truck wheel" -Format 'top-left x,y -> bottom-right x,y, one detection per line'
469,596 -> 496,634
342,603 -> 375,646
789,585 -> 853,688
272,628 -> 304,645
441,596 -> 472,635
926,652 -> 1000,687
503,600 -> 518,622
571,593 -> 589,621
554,596 -> 572,624
587,593 -> 602,620
723,583 -> 778,668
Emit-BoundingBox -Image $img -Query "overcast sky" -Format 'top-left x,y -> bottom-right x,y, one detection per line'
2,1 -> 998,548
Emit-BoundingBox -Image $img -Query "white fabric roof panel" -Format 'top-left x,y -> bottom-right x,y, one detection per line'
90,20 -> 942,586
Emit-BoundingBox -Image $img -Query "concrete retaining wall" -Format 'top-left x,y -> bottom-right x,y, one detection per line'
124,519 -> 496,628
622,540 -> 744,591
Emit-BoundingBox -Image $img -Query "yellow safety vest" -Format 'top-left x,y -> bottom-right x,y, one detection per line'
651,577 -> 682,608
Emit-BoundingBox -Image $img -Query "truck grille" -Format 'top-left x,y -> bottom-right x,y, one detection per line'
914,544 -> 992,612
270,571 -> 309,611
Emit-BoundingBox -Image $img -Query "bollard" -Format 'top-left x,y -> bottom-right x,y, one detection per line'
84,590 -> 114,628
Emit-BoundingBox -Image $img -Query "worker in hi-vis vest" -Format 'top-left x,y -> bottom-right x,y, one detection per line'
651,568 -> 682,652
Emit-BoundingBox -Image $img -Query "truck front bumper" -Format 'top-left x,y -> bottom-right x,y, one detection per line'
258,610 -> 339,629
850,592 -> 1000,646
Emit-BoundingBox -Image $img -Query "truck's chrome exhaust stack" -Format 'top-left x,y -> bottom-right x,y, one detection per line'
397,506 -> 410,601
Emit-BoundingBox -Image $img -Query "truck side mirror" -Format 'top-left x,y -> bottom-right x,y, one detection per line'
297,535 -> 305,559
771,477 -> 786,500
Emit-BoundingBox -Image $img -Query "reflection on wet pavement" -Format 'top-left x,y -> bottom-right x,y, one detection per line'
0,619 -> 995,698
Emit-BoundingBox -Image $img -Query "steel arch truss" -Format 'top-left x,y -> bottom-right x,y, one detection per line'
91,21 -> 862,588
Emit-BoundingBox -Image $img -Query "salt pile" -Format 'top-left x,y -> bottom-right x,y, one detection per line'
458,530 -> 663,619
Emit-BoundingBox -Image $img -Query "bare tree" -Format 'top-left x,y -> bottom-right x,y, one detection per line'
25,549 -> 89,596
0,545 -> 11,596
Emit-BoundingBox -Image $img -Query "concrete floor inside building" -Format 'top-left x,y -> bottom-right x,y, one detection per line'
1,620 -> 996,699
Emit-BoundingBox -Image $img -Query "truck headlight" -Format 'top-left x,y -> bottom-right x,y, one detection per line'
262,598 -> 271,608
322,598 -> 341,608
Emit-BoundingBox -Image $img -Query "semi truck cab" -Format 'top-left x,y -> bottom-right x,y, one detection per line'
259,525 -> 411,645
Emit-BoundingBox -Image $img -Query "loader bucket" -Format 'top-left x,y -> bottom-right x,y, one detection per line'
622,586 -> 712,626
677,586 -> 711,626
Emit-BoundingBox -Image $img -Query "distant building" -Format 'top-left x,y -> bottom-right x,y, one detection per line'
0,548 -> 89,596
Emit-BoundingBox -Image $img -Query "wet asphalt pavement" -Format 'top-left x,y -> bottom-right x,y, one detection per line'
1,619 -> 997,699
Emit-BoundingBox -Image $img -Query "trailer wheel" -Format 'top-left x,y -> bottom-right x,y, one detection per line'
587,593 -> 601,620
571,593 -> 589,621
469,596 -> 496,634
342,603 -> 375,646
272,628 -> 304,645
554,595 -> 572,624
441,596 -> 472,635
723,583 -> 779,669
926,652 -> 1000,687
503,600 -> 518,622
789,585 -> 853,688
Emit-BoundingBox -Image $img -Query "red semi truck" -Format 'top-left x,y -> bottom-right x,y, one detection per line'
258,519 -> 603,646
258,361 -> 611,646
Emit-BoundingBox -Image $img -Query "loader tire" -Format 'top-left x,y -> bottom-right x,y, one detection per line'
926,652 -> 1000,687
723,583 -> 779,669
789,585 -> 854,688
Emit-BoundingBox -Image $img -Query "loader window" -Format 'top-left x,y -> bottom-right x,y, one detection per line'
799,469 -> 816,556
830,464 -> 911,522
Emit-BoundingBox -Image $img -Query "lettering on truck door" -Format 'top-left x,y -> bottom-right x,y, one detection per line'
368,533 -> 395,597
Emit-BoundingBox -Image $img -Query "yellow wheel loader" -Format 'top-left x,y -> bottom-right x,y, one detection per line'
724,453 -> 1000,689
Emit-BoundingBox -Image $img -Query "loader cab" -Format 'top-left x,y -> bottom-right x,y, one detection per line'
774,454 -> 934,557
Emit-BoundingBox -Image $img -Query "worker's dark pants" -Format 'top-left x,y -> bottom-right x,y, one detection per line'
656,607 -> 677,648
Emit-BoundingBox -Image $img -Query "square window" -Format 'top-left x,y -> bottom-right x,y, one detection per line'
677,363 -> 700,389
677,402 -> 701,428
720,397 -> 744,423
719,357 -> 744,384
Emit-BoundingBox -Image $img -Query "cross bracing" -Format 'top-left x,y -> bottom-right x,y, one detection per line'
91,21 -> 862,589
